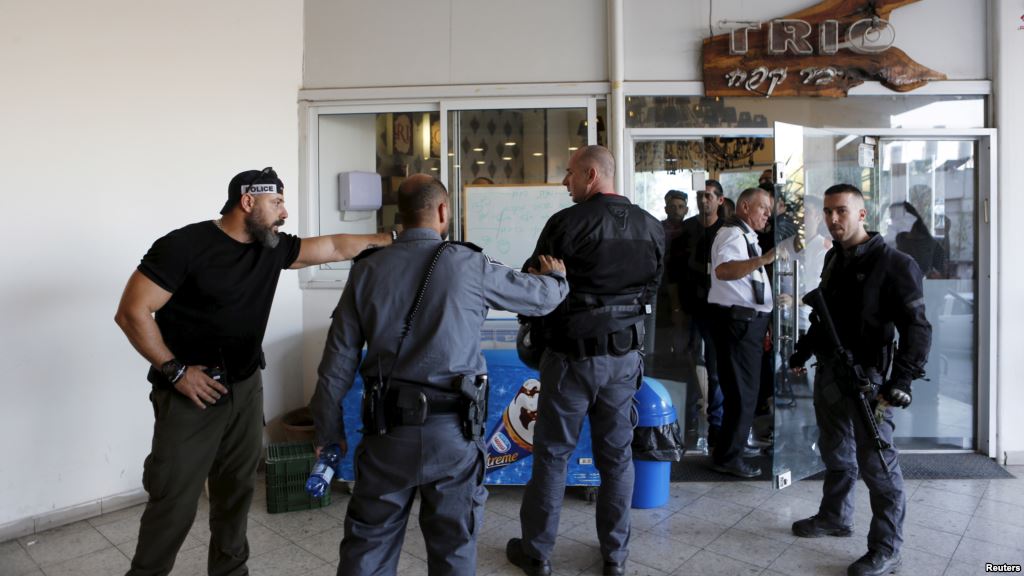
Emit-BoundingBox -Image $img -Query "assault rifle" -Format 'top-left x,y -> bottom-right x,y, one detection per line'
802,288 -> 891,475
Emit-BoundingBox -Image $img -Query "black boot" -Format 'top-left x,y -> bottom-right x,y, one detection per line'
506,538 -> 551,576
791,515 -> 853,538
847,549 -> 901,576
603,561 -> 626,576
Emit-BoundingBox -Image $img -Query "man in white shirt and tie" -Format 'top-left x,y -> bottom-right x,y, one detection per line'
707,187 -> 775,478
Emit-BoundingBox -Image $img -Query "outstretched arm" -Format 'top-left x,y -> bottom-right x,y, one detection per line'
290,233 -> 391,269
483,255 -> 569,317
715,248 -> 775,281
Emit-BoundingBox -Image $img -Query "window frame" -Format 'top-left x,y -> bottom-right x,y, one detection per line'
298,93 -> 603,288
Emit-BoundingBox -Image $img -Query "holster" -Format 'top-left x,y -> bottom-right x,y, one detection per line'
454,374 -> 489,441
361,377 -> 390,436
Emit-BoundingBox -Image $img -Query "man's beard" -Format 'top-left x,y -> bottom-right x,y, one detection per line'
245,210 -> 284,248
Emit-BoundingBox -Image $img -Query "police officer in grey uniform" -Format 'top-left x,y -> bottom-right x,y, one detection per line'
506,146 -> 664,576
310,174 -> 569,576
789,184 -> 931,576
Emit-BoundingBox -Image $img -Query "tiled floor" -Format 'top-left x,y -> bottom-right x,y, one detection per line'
3,467 -> 1023,576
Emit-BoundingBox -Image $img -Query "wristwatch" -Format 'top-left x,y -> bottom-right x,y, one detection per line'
160,358 -> 187,384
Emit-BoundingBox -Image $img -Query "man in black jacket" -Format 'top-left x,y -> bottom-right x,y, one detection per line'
789,184 -> 931,576
673,180 -> 726,440
507,145 -> 664,576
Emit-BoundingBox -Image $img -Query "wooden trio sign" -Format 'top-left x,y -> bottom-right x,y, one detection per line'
702,0 -> 946,98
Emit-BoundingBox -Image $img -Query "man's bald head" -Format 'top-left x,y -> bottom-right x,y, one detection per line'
575,145 -> 615,180
398,174 -> 449,229
563,145 -> 616,203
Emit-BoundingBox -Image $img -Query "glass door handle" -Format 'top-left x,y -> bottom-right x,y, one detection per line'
793,264 -> 801,337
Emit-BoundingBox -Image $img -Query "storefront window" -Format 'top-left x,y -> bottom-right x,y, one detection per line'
306,101 -> 598,284
315,110 -> 442,272
447,106 -> 591,267
447,108 -> 586,189
625,95 -> 986,130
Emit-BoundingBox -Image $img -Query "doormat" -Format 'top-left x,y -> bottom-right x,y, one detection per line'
821,453 -> 1015,480
670,453 -> 1015,482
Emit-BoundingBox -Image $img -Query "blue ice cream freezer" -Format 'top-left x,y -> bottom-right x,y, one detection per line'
335,323 -> 601,486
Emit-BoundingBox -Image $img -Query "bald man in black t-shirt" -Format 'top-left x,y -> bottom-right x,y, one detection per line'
114,167 -> 388,576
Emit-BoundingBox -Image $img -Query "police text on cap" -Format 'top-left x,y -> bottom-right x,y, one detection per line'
241,183 -> 278,195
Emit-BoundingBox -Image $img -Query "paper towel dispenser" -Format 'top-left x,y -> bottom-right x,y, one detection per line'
338,171 -> 382,212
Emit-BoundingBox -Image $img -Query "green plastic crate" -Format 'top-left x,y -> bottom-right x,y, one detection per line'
265,442 -> 331,513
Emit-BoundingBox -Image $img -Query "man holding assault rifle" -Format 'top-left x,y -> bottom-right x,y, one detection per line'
788,184 -> 931,576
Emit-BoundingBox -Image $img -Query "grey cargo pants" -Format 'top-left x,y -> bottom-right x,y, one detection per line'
519,349 -> 642,565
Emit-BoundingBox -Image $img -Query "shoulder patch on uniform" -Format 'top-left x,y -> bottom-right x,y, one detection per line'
451,241 -> 483,252
353,246 -> 385,263
487,255 -> 510,268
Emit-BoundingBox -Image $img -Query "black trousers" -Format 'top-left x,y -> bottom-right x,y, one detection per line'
128,371 -> 263,576
709,307 -> 770,466
814,362 -> 905,555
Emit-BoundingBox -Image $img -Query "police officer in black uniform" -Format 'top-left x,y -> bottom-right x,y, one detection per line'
789,184 -> 931,576
310,174 -> 569,576
506,145 -> 664,576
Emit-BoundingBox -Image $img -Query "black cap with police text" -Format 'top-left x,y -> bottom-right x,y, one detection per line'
220,167 -> 285,215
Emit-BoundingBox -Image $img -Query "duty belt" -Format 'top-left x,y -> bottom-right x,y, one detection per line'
549,323 -> 643,359
362,375 -> 488,440
711,304 -> 770,321
383,381 -> 463,427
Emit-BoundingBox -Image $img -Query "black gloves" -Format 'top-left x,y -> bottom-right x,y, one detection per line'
880,380 -> 912,408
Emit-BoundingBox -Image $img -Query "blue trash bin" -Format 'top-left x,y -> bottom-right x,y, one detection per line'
631,378 -> 678,509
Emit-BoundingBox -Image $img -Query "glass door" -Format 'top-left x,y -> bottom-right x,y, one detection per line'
771,127 -> 989,486
625,130 -> 775,453
631,138 -> 705,447
878,139 -> 978,450
771,122 -> 879,487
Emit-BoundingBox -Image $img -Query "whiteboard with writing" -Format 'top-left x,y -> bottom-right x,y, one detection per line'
464,184 -> 573,270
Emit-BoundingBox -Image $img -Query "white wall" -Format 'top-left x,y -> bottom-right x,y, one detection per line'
0,0 -> 304,529
993,0 -> 1024,462
303,0 -> 608,88
304,0 -> 988,88
624,0 -> 988,82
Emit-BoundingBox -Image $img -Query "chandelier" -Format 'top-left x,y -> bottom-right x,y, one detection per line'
703,136 -> 765,172
627,96 -> 770,173
634,140 -> 705,173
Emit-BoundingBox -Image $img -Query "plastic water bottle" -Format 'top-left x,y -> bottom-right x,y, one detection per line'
695,435 -> 709,456
304,444 -> 341,498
